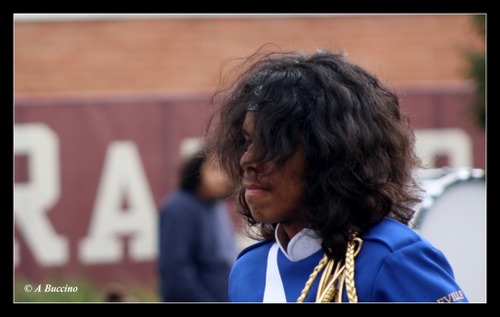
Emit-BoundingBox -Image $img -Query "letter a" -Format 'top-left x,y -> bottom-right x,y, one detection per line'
79,141 -> 157,264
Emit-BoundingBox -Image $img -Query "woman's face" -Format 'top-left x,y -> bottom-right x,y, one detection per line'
240,112 -> 305,226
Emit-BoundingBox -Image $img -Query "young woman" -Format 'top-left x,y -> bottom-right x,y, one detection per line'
206,47 -> 468,303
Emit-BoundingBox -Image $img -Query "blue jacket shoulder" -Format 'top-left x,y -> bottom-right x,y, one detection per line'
363,217 -> 423,252
237,239 -> 272,259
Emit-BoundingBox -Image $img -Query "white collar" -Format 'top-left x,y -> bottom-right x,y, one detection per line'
274,224 -> 322,262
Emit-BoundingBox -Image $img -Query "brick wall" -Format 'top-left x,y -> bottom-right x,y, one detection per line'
14,14 -> 485,95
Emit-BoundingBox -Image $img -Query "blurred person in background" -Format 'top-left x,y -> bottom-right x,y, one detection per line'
158,144 -> 237,302
206,47 -> 468,302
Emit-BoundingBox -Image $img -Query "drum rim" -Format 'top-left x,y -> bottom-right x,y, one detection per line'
410,167 -> 485,230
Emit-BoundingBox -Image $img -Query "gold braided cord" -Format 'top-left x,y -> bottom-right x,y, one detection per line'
334,270 -> 345,302
317,260 -> 343,302
317,256 -> 335,297
296,255 -> 329,302
345,237 -> 362,302
297,235 -> 363,303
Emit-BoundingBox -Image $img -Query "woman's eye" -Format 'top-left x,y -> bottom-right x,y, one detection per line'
244,138 -> 252,147
242,130 -> 253,149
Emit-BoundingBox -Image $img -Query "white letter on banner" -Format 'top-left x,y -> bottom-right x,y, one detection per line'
14,123 -> 68,267
79,141 -> 158,264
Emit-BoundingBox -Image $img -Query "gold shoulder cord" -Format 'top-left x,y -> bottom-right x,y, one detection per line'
297,235 -> 363,303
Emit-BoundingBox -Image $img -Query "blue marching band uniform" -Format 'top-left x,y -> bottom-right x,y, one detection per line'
229,217 -> 468,303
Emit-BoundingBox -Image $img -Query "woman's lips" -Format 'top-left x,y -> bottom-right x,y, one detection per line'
245,188 -> 269,196
244,183 -> 270,196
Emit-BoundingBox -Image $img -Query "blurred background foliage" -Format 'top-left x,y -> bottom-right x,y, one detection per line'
465,15 -> 485,130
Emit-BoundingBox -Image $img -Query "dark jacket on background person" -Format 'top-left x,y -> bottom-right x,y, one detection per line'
158,189 -> 236,302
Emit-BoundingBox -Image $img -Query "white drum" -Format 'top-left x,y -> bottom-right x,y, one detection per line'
411,168 -> 486,302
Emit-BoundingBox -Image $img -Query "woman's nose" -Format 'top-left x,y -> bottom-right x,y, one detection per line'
240,144 -> 259,174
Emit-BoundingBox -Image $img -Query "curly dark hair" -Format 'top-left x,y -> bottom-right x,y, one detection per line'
206,46 -> 423,261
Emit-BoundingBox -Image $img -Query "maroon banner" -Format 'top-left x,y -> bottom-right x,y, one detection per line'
14,93 -> 219,290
